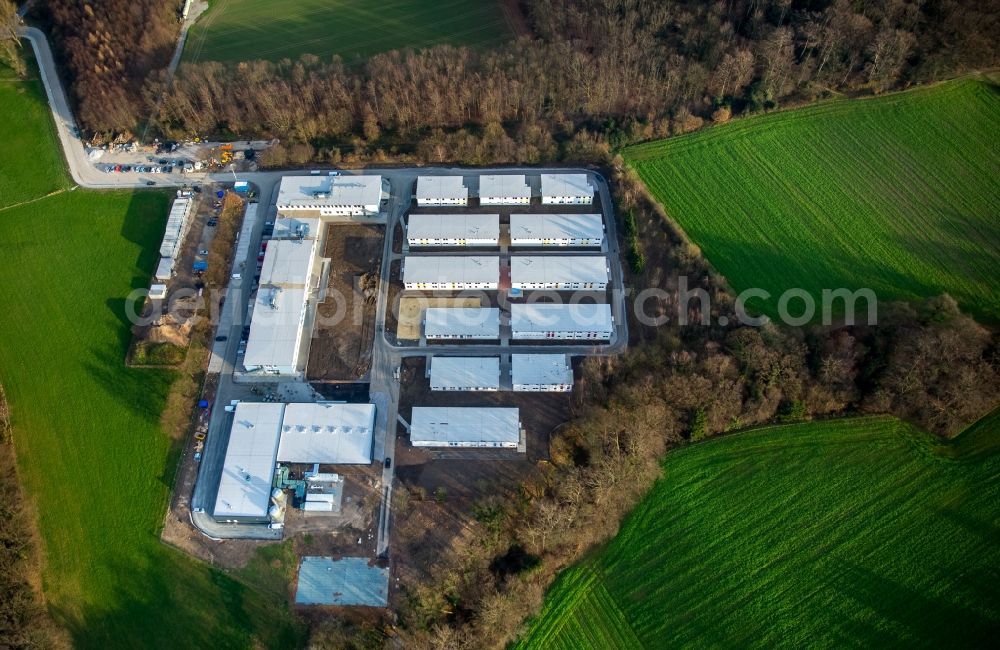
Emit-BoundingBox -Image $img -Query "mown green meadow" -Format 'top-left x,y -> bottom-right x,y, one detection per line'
183,0 -> 514,64
625,79 -> 1000,322
517,414 -> 1000,649
0,54 -> 302,648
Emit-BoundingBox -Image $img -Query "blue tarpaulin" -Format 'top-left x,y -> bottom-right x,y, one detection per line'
192,261 -> 208,271
216,190 -> 225,198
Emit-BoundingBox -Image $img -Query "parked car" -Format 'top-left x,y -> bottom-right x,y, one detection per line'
214,335 -> 227,342
146,180 -> 156,186
384,457 -> 392,469
199,249 -> 208,255
207,219 -> 218,227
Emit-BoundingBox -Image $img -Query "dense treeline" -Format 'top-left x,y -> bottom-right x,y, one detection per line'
35,0 -> 179,133
148,0 -> 1000,160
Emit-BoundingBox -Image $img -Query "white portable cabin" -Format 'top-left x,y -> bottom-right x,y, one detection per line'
155,256 -> 175,281
406,214 -> 499,247
213,402 -> 284,523
424,307 -> 500,340
410,407 -> 520,448
276,175 -> 384,216
403,256 -> 499,290
509,214 -> 604,247
510,303 -> 613,340
158,198 -> 194,260
416,176 -> 469,206
510,256 -> 609,290
540,173 -> 594,205
429,357 -> 500,391
511,354 -> 573,391
478,174 -> 531,205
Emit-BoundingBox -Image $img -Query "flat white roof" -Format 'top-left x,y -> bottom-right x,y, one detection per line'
273,216 -> 322,240
277,403 -> 375,465
244,286 -> 307,369
510,256 -> 608,285
540,173 -> 593,198
479,174 -> 531,199
510,303 -> 613,333
512,354 -> 573,386
510,214 -> 604,242
407,214 -> 499,241
260,238 -> 317,287
416,176 -> 468,201
404,256 -> 499,285
425,307 -> 500,338
277,175 -> 382,208
411,407 -> 520,445
430,357 -> 500,389
214,402 -> 284,519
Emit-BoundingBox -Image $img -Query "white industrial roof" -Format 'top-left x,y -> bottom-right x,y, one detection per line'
411,407 -> 520,445
512,354 -> 573,386
277,175 -> 382,208
540,173 -> 593,198
416,176 -> 468,201
425,307 -> 500,338
510,214 -> 604,242
277,403 -> 375,465
404,256 -> 499,285
510,256 -> 608,285
479,174 -> 531,199
260,238 -> 317,287
214,402 -> 284,519
244,287 -> 307,369
510,303 -> 613,333
407,214 -> 500,241
430,357 -> 500,390
273,216 -> 322,240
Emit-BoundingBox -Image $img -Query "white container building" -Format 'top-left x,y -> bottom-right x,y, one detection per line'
276,175 -> 384,216
510,303 -> 613,340
277,403 -> 375,465
158,197 -> 194,260
540,173 -> 594,205
511,354 -> 573,391
403,256 -> 499,290
478,174 -> 531,205
410,407 -> 521,448
429,357 -> 500,391
509,213 -> 604,247
416,176 -> 469,206
424,307 -> 500,340
406,214 -> 499,247
510,256 -> 609,290
212,402 -> 284,523
155,256 -> 175,281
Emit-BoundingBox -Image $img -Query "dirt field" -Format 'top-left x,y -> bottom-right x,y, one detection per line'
308,224 -> 384,380
395,295 -> 483,340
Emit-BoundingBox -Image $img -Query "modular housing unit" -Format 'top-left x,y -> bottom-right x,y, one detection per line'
212,402 -> 283,523
429,357 -> 501,391
511,354 -> 573,391
406,213 -> 499,247
155,256 -> 175,281
410,407 -> 521,448
276,175 -> 384,216
424,307 -> 500,340
478,174 -> 531,205
510,303 -> 613,340
416,176 -> 469,206
509,213 -> 604,247
403,256 -> 499,290
277,403 -> 376,465
540,173 -> 594,204
510,255 -> 609,290
158,197 -> 194,260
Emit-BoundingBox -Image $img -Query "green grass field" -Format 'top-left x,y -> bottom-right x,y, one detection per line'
183,0 -> 515,64
0,57 -> 302,648
516,414 -> 1000,648
625,79 -> 1000,322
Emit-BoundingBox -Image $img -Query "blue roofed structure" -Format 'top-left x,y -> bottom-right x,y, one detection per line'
294,556 -> 389,606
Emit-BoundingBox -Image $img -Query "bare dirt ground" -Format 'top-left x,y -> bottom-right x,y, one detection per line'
395,296 -> 482,340
308,224 -> 385,380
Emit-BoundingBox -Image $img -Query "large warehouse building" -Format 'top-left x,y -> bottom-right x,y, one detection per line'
277,402 -> 376,465
416,176 -> 468,206
509,213 -> 604,247
510,255 -> 609,290
424,307 -> 500,340
479,174 -> 531,205
213,402 -> 284,523
429,357 -> 500,391
407,214 -> 500,247
276,175 -> 385,216
511,354 -> 573,391
410,407 -> 521,448
540,173 -> 594,204
510,303 -> 614,340
403,255 -> 500,290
